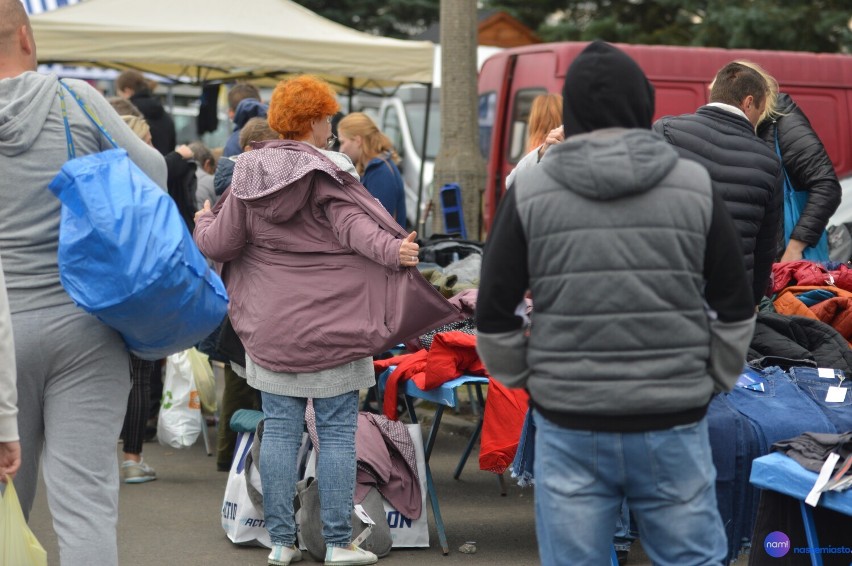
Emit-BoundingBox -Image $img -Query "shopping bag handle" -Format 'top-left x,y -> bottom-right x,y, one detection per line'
57,79 -> 120,160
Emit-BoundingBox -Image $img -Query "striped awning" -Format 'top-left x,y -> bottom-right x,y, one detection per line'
21,0 -> 81,15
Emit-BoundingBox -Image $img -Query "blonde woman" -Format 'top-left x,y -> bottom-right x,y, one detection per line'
337,112 -> 407,227
526,93 -> 563,153
735,60 -> 840,262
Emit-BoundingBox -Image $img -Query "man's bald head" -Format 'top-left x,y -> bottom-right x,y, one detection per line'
0,0 -> 37,75
0,0 -> 28,45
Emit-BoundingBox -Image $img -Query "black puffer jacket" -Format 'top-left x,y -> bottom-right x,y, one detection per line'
130,90 -> 177,156
748,312 -> 852,371
654,106 -> 783,304
758,93 -> 841,246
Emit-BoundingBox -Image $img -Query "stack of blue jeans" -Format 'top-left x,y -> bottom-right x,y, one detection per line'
708,365 -> 841,562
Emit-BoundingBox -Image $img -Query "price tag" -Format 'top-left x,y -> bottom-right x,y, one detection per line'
825,387 -> 847,403
353,504 -> 375,525
818,368 -> 836,379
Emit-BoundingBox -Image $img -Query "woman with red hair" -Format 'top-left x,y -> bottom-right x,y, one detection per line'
194,75 -> 442,566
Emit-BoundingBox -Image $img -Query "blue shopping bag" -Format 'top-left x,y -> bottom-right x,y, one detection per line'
775,130 -> 830,262
48,82 -> 228,360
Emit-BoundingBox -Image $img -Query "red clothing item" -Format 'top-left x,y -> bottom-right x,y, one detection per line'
771,261 -> 852,295
374,332 -> 529,476
375,350 -> 427,421
416,331 -> 487,389
479,378 -> 528,474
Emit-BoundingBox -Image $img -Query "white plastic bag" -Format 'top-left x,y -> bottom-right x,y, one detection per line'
221,432 -> 271,547
187,347 -> 217,414
157,349 -> 202,448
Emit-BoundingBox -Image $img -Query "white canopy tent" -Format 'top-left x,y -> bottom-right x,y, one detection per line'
28,0 -> 435,89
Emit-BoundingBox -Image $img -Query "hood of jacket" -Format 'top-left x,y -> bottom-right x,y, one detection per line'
233,98 -> 268,130
540,128 -> 679,201
213,156 -> 236,194
230,140 -> 347,224
130,90 -> 166,120
562,41 -> 655,138
773,93 -> 796,116
0,71 -> 60,157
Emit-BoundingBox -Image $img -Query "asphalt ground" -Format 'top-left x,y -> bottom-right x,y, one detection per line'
28,399 -> 748,565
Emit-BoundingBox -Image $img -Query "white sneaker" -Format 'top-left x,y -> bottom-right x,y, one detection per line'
268,544 -> 302,566
121,459 -> 156,484
324,544 -> 378,566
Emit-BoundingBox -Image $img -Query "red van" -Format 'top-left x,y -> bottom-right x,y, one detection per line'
478,42 -> 852,232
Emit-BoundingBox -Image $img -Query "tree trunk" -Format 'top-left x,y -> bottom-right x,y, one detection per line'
432,0 -> 487,239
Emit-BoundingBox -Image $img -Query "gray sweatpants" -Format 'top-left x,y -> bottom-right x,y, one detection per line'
13,303 -> 130,566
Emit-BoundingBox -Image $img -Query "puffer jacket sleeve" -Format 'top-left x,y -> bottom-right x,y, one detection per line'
763,95 -> 841,245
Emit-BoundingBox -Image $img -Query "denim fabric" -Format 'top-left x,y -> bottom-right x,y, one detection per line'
532,411 -> 727,566
259,390 -> 359,547
789,366 -> 852,432
719,366 -> 836,561
510,408 -> 536,487
724,366 -> 835,454
612,499 -> 637,552
707,394 -> 762,563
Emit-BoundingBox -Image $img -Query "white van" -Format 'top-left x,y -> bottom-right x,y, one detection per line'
346,47 -> 501,230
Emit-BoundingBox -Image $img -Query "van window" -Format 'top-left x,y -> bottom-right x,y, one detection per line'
404,101 -> 441,160
508,88 -> 546,164
478,91 -> 497,159
382,107 -> 405,157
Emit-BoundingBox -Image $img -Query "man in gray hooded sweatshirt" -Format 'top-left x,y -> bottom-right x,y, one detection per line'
0,2 -> 166,564
476,41 -> 756,565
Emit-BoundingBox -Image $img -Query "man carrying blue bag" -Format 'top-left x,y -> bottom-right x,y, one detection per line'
0,2 -> 173,564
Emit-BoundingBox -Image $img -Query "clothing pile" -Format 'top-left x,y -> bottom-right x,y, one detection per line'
707,303 -> 852,562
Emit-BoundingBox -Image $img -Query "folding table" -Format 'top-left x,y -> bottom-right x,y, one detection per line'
750,452 -> 852,566
378,367 -> 488,554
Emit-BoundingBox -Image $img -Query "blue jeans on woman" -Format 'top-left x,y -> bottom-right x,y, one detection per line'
259,390 -> 359,547
533,410 -> 727,566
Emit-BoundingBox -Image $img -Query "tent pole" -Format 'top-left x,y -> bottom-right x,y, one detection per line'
347,78 -> 354,113
414,83 -> 432,233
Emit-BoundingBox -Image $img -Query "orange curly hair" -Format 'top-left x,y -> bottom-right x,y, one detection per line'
267,75 -> 340,140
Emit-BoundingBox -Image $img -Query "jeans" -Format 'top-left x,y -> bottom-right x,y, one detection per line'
789,366 -> 852,432
533,411 -> 727,566
259,390 -> 358,547
725,366 -> 835,453
613,498 -> 637,553
706,394 -> 761,562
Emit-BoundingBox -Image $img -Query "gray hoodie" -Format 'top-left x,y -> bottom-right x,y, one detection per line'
0,72 -> 167,313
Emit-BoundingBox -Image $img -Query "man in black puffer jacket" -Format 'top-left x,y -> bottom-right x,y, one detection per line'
758,92 -> 841,262
655,62 -> 783,305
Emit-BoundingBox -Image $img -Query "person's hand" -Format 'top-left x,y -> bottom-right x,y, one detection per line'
399,231 -> 419,267
194,199 -> 212,223
176,144 -> 194,159
779,239 -> 807,263
0,441 -> 21,482
538,125 -> 565,160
